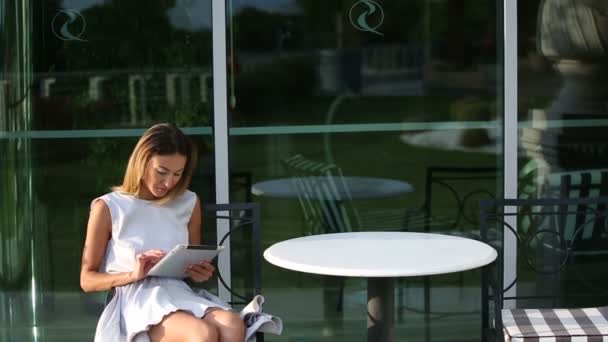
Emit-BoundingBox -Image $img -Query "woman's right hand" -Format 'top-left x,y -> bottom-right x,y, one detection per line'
130,249 -> 166,281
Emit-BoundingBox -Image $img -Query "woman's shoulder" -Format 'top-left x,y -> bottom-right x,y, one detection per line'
98,191 -> 132,202
91,191 -> 135,208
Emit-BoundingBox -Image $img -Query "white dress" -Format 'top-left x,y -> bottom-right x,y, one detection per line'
92,191 -> 279,342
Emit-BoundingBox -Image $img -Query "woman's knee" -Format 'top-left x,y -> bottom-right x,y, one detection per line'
206,310 -> 245,336
149,311 -> 219,342
189,319 -> 219,342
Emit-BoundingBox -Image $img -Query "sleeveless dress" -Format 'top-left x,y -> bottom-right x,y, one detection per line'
92,190 -> 234,342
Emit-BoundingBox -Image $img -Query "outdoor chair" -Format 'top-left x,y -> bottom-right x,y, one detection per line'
282,154 -> 414,234
281,154 -> 358,314
203,202 -> 265,341
104,202 -> 266,341
397,166 -> 500,327
402,166 -> 500,235
282,154 -> 359,235
480,196 -> 608,341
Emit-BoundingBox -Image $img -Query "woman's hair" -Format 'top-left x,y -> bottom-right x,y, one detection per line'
113,123 -> 198,204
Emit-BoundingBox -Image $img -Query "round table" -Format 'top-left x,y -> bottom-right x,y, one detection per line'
251,176 -> 414,200
264,231 -> 497,342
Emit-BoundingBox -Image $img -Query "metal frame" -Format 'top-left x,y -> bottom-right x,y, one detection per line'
203,203 -> 263,304
503,0 -> 519,307
212,0 -> 232,302
480,196 -> 608,341
203,202 -> 264,341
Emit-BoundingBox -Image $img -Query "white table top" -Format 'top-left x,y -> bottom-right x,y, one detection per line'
251,177 -> 413,200
264,232 -> 497,278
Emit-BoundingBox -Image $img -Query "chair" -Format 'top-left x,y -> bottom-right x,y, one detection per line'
282,153 -> 410,234
203,203 -> 262,305
402,166 -> 500,235
397,166 -> 500,335
282,154 -> 359,236
480,195 -> 608,341
281,154 -> 356,317
105,202 -> 265,341
203,202 -> 265,342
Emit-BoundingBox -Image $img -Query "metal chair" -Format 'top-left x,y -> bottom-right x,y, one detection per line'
203,202 -> 265,342
402,166 -> 500,235
282,154 -> 359,236
281,154 -> 355,317
104,202 -> 265,341
397,166 -> 500,339
480,196 -> 608,341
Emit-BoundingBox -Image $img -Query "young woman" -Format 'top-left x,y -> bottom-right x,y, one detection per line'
80,123 -> 245,342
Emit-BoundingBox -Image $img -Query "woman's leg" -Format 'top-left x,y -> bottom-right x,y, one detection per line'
149,310 -> 219,342
203,309 -> 246,342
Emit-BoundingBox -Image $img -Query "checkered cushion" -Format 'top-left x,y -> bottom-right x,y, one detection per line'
502,306 -> 608,341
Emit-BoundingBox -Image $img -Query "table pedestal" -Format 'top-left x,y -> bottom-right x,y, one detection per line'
367,278 -> 394,342
322,276 -> 344,336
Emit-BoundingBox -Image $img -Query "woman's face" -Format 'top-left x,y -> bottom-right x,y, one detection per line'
140,153 -> 187,199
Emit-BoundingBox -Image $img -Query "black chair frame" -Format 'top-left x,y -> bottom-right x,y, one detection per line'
480,196 -> 608,341
203,202 -> 263,306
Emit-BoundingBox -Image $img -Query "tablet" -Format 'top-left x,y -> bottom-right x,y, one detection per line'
147,244 -> 224,278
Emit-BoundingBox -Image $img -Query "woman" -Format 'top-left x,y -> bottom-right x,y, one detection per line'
80,123 -> 245,342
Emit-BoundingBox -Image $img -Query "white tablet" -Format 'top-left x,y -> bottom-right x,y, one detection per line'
147,244 -> 224,278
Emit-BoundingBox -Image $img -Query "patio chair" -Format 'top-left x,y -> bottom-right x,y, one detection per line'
105,202 -> 266,341
281,154 -> 357,315
402,166 -> 500,235
480,195 -> 608,341
397,166 -> 500,332
203,202 -> 265,342
282,154 -> 412,234
282,154 -> 359,236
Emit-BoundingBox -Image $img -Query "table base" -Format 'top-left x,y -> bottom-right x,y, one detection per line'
367,278 -> 395,342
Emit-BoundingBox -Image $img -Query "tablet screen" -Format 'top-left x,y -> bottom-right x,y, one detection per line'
147,244 -> 224,278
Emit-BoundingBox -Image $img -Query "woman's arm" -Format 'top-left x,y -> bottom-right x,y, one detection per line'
80,200 -> 160,292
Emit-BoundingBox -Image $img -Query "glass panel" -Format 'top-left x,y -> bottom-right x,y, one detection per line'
229,0 -> 503,340
0,1 -> 213,340
517,0 -> 608,308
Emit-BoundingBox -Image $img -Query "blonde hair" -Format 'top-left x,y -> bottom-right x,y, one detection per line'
113,123 -> 197,204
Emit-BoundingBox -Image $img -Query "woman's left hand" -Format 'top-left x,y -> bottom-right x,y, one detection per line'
185,260 -> 215,282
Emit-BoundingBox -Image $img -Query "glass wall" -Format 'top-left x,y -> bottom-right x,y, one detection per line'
0,1 -> 213,340
515,0 -> 608,309
228,0 -> 503,340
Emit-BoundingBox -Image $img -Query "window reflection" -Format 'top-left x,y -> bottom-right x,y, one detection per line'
1,1 -> 213,340
230,0 -> 502,340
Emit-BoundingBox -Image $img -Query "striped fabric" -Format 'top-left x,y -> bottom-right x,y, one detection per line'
502,306 -> 608,341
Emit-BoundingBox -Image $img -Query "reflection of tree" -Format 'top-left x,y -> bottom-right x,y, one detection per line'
233,7 -> 300,52
431,0 -> 496,66
57,0 -> 212,69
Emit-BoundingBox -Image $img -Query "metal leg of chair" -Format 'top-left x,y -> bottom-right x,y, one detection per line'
481,267 -> 488,342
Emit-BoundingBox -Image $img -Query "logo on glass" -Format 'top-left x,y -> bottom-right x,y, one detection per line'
52,9 -> 87,42
349,0 -> 384,36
